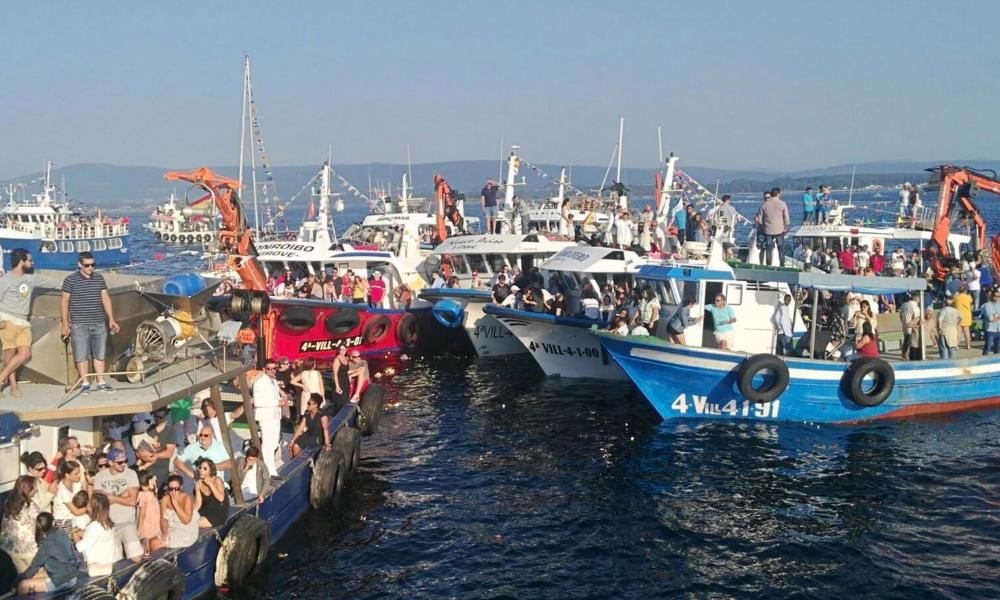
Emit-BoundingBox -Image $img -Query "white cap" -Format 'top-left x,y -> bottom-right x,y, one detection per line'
510,285 -> 521,292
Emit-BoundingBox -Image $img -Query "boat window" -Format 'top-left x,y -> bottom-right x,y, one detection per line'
108,238 -> 122,249
262,261 -> 284,277
40,241 -> 56,254
93,239 -> 106,251
466,254 -> 489,274
444,254 -> 470,275
76,241 -> 91,252
485,254 -> 507,273
725,283 -> 743,305
60,241 -> 74,253
310,262 -> 324,277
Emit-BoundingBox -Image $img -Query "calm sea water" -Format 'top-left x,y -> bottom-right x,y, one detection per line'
119,190 -> 1000,599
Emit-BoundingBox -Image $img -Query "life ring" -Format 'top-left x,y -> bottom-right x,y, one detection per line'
432,299 -> 464,328
67,585 -> 116,600
332,426 -> 361,474
737,353 -> 790,403
843,357 -> 895,407
278,305 -> 317,332
362,315 -> 392,344
309,448 -> 348,509
325,309 -> 361,336
396,313 -> 418,345
357,383 -> 385,436
214,515 -> 270,589
154,231 -> 162,240
169,234 -> 177,242
117,559 -> 185,600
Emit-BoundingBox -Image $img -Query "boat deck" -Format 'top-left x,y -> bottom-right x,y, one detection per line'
0,356 -> 249,422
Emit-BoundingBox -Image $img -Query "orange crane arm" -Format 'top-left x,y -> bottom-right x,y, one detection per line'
928,165 -> 1000,280
433,174 -> 452,243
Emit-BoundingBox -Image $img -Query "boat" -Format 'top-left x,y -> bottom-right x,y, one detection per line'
418,232 -> 579,357
144,192 -> 217,245
0,162 -> 129,270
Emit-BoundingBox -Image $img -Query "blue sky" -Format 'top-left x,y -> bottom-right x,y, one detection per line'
2,0 -> 998,179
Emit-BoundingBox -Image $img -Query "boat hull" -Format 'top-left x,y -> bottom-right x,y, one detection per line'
596,332 -> 1000,423
0,235 -> 130,270
420,289 -> 526,357
485,305 -> 624,379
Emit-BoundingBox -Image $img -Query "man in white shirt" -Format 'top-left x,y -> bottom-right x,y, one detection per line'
93,448 -> 142,563
898,294 -> 921,360
772,294 -> 795,355
252,360 -> 287,476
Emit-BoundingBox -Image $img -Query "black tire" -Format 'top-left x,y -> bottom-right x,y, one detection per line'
118,559 -> 185,600
215,514 -> 271,589
357,383 -> 385,436
843,357 -> 895,407
325,309 -> 361,336
737,353 -> 790,403
362,315 -> 392,344
66,585 -> 116,600
332,426 -> 362,475
154,231 -> 162,240
279,305 -> 317,332
310,448 -> 348,509
396,313 -> 418,345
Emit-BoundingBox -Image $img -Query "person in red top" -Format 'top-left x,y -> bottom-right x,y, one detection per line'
870,251 -> 885,275
340,270 -> 353,302
855,321 -> 879,357
838,248 -> 856,274
368,271 -> 387,307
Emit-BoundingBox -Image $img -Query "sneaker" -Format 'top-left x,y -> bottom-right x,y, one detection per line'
97,383 -> 114,393
80,384 -> 92,394
10,388 -> 22,398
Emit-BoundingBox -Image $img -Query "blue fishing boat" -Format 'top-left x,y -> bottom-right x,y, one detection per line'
1,162 -> 130,270
595,263 -> 1000,424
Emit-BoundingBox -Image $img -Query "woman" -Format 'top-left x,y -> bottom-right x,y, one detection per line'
200,398 -> 244,449
194,458 -> 229,529
446,275 -> 461,289
548,292 -> 566,317
330,344 -> 351,412
850,300 -> 878,336
559,197 -> 572,237
292,358 -> 325,416
290,394 -> 331,458
351,275 -> 368,304
666,297 -> 702,345
1,476 -> 40,573
17,512 -> 83,595
158,475 -> 199,549
521,288 -> 537,312
236,446 -> 273,504
600,294 -> 615,322
20,452 -> 55,512
322,274 -> 338,302
51,461 -> 90,533
73,493 -> 115,577
854,321 -> 879,357
954,283 -> 973,350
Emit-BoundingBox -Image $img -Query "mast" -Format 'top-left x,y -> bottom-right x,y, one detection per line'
658,153 -> 679,220
400,171 -> 410,214
657,125 -> 664,164
557,168 -> 567,203
847,165 -> 857,205
238,55 -> 249,219
246,57 -> 260,231
503,146 -> 519,211
615,116 -> 624,184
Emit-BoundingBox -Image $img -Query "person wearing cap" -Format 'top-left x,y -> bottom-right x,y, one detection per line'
347,350 -> 370,403
368,271 -> 387,308
251,360 -> 287,476
92,447 -> 142,563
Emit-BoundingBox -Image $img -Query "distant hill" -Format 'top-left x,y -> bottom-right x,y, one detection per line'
2,159 -> 997,209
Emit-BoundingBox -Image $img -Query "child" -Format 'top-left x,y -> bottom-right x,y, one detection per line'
70,491 -> 90,531
136,471 -> 161,556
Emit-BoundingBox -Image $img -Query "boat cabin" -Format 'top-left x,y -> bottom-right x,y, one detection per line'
428,233 -> 577,284
537,246 -> 646,316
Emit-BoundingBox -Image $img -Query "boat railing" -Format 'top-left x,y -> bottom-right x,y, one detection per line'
54,222 -> 130,239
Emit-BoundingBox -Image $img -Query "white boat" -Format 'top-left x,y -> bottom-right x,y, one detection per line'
144,192 -> 216,244
418,233 -> 580,357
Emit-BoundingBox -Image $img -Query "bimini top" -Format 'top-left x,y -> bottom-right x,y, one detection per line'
636,263 -> 928,295
539,245 -> 643,274
431,233 -> 573,256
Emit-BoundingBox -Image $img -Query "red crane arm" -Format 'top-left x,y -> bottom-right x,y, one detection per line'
928,165 -> 1000,280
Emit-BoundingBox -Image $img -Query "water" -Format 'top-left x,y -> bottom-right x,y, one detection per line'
257,355 -> 1000,599
116,190 -> 1000,598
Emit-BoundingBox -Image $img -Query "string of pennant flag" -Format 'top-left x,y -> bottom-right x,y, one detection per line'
517,158 -> 606,204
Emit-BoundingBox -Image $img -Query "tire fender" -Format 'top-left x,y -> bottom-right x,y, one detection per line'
362,315 -> 392,344
332,426 -> 362,475
843,357 -> 895,407
118,559 -> 185,600
325,309 -> 361,336
357,383 -> 385,436
66,585 -> 116,600
310,448 -> 348,509
396,313 -> 419,345
278,305 -> 317,332
215,515 -> 271,589
737,353 -> 790,403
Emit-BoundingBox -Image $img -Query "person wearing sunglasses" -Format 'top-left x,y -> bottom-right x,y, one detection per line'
91,448 -> 142,563
252,360 -> 288,477
173,426 -> 233,482
60,251 -> 120,394
0,248 -> 52,398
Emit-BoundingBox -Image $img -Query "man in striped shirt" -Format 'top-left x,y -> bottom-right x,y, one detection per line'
60,252 -> 120,393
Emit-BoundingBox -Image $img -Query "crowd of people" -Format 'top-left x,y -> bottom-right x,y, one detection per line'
264,266 -> 389,307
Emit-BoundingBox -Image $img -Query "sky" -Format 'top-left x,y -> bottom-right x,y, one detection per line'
2,0 -> 999,179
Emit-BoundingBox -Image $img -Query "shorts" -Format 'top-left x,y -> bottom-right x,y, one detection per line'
483,205 -> 498,218
114,522 -> 144,560
713,330 -> 735,347
70,322 -> 108,361
45,575 -> 77,593
0,322 -> 31,349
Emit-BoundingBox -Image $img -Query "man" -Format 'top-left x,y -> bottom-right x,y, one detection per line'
347,350 -> 370,402
671,201 -> 688,244
148,406 -> 178,464
251,360 -> 286,476
772,294 -> 795,356
705,293 -> 737,350
937,299 -> 962,359
480,178 -> 501,235
854,245 -> 871,273
898,293 -> 922,360
801,187 -> 815,225
0,249 -> 51,397
491,274 -> 511,304
650,219 -> 666,253
61,252 -> 120,393
174,424 -> 234,482
615,212 -> 633,249
756,189 -> 790,266
430,271 -> 446,289
368,271 -> 387,308
93,448 -> 142,563
711,194 -> 740,244
815,185 -> 830,224
898,182 -> 911,217
981,290 -> 1000,355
